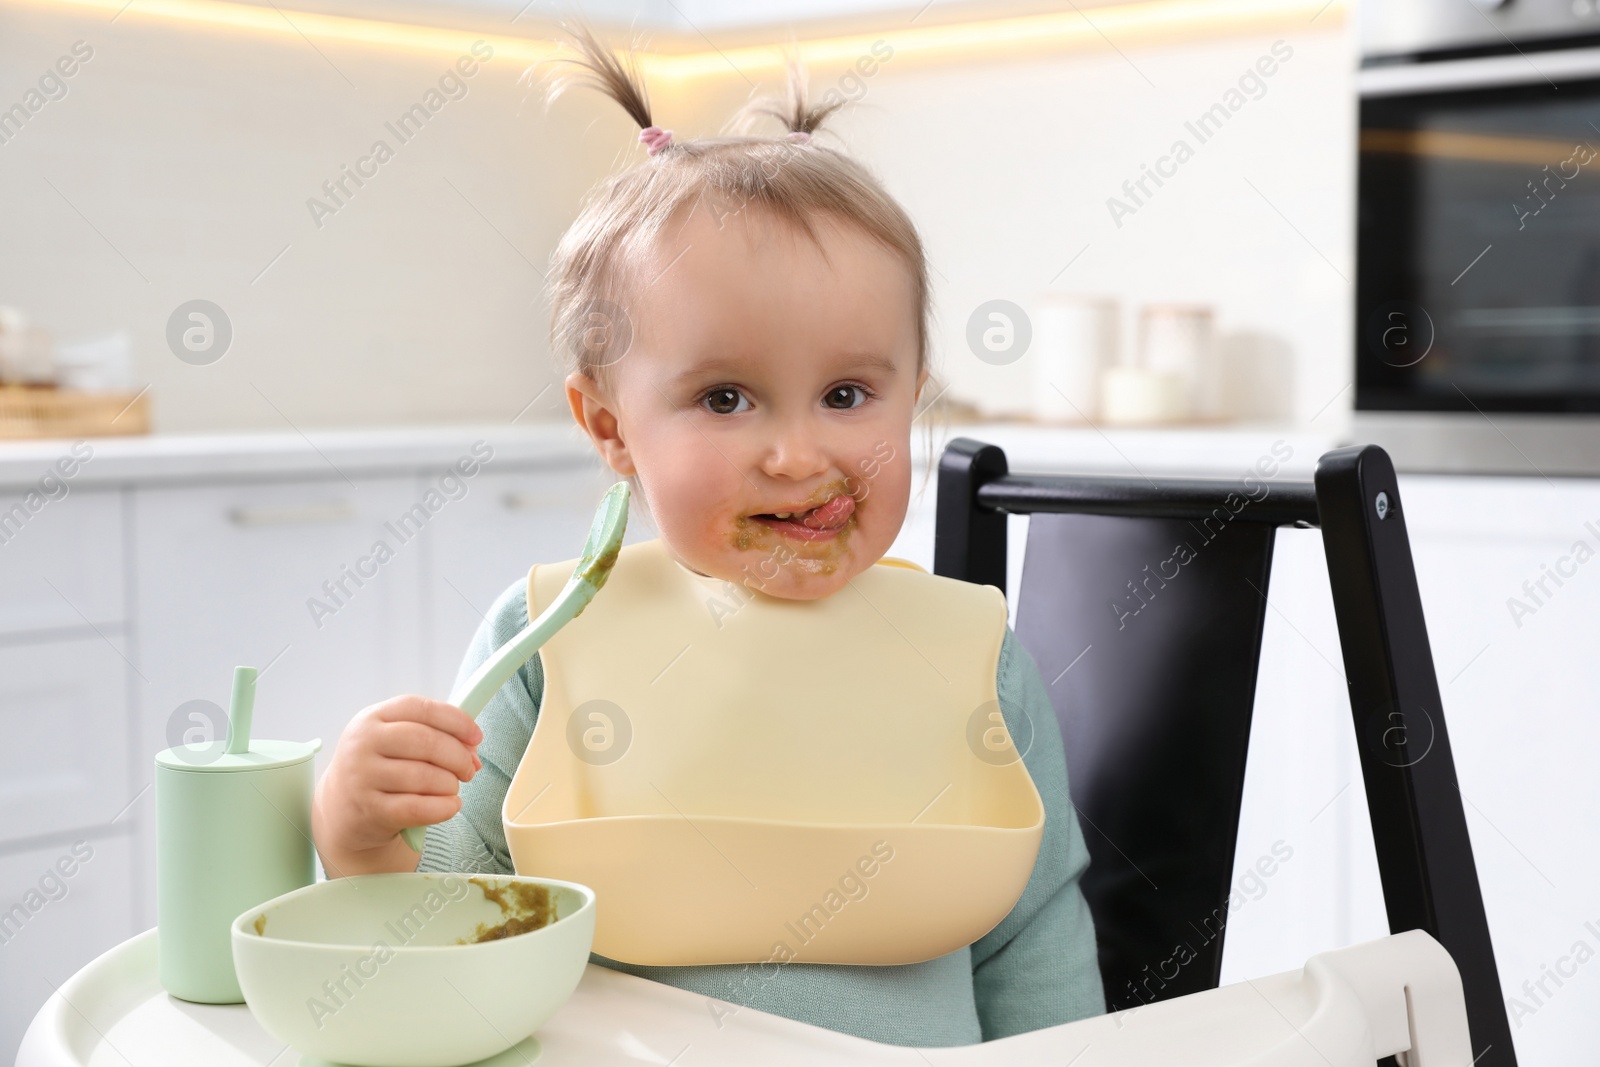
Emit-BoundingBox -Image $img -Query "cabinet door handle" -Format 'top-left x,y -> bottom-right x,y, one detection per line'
227,502 -> 356,527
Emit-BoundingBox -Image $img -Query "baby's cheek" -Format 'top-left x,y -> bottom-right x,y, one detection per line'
860,455 -> 910,519
656,498 -> 713,548
659,485 -> 740,557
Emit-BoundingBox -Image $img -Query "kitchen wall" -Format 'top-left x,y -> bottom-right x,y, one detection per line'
0,3 -> 1354,433
669,18 -> 1357,428
0,2 -> 650,431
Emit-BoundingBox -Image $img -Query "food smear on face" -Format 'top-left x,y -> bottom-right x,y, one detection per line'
459,878 -> 557,944
253,913 -> 267,936
729,478 -> 863,582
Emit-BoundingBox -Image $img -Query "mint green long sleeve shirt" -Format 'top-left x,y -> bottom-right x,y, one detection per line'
417,578 -> 1105,1047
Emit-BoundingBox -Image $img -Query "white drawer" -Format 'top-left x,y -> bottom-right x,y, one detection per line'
0,638 -> 134,845
0,488 -> 124,636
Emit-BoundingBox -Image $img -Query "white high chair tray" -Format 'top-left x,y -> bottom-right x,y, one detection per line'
17,928 -> 1467,1067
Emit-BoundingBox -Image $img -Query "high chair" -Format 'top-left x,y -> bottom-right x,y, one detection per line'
933,439 -> 1516,1067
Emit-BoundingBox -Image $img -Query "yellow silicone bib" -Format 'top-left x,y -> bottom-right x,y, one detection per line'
502,538 -> 1043,967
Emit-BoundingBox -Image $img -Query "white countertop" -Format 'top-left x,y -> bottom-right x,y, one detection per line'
0,422 -> 596,490
0,419 -> 1337,490
912,420 -> 1332,479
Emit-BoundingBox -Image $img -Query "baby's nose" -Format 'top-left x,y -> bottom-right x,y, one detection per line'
759,431 -> 830,479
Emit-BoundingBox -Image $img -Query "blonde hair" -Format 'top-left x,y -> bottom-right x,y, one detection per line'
536,25 -> 947,512
538,24 -> 934,393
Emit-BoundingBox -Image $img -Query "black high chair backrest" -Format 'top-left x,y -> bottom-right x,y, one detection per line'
933,438 -> 1514,1067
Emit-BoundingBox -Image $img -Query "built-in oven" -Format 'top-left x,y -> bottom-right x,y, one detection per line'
1355,0 -> 1600,473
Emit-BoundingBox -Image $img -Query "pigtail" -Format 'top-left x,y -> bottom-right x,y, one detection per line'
536,22 -> 655,132
546,27 -> 932,412
731,48 -> 844,139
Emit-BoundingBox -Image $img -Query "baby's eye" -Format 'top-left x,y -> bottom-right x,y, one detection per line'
701,387 -> 750,415
823,384 -> 871,410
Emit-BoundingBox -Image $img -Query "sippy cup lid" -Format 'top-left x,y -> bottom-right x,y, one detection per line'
155,664 -> 322,771
156,737 -> 322,773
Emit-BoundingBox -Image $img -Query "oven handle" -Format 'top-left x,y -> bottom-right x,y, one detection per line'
1360,45 -> 1600,97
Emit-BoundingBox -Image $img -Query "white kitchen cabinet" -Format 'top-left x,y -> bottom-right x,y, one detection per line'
0,487 -> 124,636
0,638 -> 134,846
0,833 -> 135,1067
0,481 -> 138,1067
129,475 -> 428,927
1400,476 -> 1600,1067
0,428 -> 605,1060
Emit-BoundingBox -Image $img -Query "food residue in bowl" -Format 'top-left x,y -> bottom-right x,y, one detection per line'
253,913 -> 267,936
458,877 -> 557,944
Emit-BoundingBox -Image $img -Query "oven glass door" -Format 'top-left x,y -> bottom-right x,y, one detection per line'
1358,75 -> 1600,412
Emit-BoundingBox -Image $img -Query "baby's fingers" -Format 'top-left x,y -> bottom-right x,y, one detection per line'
374,790 -> 462,834
373,695 -> 483,748
369,756 -> 465,798
373,720 -> 479,782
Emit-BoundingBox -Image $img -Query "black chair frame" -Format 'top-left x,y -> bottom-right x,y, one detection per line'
933,437 -> 1514,1067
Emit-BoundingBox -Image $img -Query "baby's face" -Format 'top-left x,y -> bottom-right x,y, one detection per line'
567,206 -> 925,601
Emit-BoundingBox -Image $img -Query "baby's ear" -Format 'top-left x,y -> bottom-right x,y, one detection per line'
565,371 -> 636,475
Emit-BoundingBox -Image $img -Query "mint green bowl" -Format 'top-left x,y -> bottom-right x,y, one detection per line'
231,872 -> 596,1067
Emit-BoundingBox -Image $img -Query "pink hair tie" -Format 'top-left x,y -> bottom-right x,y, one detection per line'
786,130 -> 811,143
639,126 -> 673,155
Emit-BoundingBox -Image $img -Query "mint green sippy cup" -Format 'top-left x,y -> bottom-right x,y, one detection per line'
156,666 -> 321,1003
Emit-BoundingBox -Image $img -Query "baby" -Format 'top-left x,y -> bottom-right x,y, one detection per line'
311,26 -> 1104,1047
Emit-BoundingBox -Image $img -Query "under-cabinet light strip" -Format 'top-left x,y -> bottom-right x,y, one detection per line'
18,0 -> 1344,76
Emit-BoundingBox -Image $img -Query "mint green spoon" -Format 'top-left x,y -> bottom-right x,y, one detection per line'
400,481 -> 629,855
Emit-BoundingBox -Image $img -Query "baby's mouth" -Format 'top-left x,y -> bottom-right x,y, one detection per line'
749,492 -> 857,540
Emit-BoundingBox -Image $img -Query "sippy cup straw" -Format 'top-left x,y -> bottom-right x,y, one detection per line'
225,666 -> 257,755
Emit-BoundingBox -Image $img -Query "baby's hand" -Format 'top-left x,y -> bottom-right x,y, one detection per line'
311,695 -> 483,876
